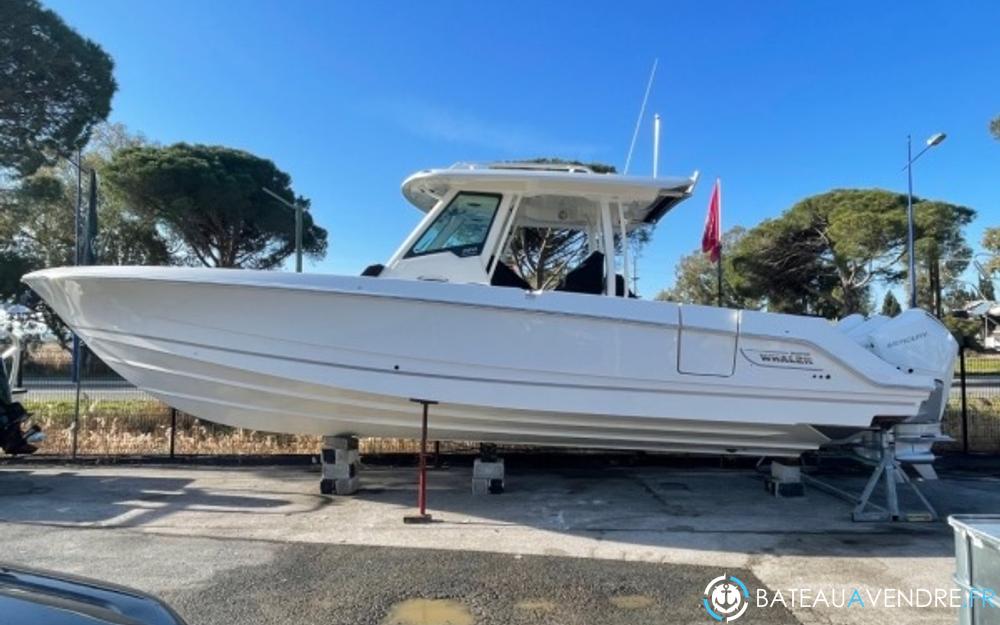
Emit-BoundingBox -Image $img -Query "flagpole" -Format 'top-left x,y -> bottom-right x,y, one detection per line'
717,179 -> 723,307
717,245 -> 723,307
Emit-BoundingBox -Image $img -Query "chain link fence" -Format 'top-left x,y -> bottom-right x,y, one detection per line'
10,341 -> 1000,459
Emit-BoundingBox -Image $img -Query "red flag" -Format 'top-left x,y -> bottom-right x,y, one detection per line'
701,178 -> 722,263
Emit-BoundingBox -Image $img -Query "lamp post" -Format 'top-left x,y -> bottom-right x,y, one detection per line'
262,187 -> 306,273
904,132 -> 946,309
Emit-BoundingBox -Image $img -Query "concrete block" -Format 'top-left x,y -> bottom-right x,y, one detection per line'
472,477 -> 504,495
472,477 -> 490,496
765,479 -> 805,498
335,449 -> 360,465
770,462 -> 801,483
322,462 -> 357,480
473,459 -> 504,480
323,436 -> 358,450
320,436 -> 360,494
320,476 -> 360,495
335,476 -> 360,495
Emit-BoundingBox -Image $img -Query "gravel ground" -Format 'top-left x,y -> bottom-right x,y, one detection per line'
163,542 -> 796,625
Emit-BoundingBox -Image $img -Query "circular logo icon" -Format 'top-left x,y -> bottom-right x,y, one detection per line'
703,574 -> 749,622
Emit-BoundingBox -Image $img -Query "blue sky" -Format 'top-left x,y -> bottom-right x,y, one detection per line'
47,0 -> 999,297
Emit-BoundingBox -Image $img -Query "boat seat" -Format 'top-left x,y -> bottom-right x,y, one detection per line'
615,274 -> 637,298
490,261 -> 532,290
555,251 -> 636,297
557,251 -> 605,295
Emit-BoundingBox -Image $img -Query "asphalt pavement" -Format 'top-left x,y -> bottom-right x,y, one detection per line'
2,458 -> 993,625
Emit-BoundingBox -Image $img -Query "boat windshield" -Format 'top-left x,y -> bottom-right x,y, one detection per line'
407,192 -> 501,258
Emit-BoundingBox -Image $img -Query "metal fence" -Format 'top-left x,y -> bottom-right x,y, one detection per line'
11,342 -> 1000,458
942,347 -> 1000,453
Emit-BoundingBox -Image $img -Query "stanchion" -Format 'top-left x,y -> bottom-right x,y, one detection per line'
169,408 -> 177,459
404,399 -> 437,524
71,337 -> 81,460
960,345 -> 968,454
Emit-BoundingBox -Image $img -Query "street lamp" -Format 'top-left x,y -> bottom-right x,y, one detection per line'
262,187 -> 307,273
903,132 -> 947,309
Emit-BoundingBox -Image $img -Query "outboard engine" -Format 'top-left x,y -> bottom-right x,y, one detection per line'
845,308 -> 958,423
838,309 -> 958,476
0,358 -> 41,455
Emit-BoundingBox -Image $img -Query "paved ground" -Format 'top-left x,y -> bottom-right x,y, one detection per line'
1,457 -> 997,625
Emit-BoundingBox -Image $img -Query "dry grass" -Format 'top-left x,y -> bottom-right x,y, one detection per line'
942,394 -> 1000,452
23,398 -> 476,457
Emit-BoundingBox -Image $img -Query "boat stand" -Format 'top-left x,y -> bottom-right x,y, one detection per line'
801,429 -> 938,522
320,435 -> 361,495
403,399 -> 436,524
472,443 -> 504,495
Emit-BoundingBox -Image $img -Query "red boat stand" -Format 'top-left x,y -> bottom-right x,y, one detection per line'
403,398 -> 437,524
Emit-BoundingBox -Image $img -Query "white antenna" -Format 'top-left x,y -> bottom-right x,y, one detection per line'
623,58 -> 658,175
652,113 -> 661,178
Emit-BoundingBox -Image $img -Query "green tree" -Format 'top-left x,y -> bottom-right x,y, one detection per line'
728,215 -> 842,316
0,0 -> 116,178
103,144 -> 327,269
880,291 -> 902,317
728,189 -> 974,317
990,115 -> 1000,141
656,227 -> 761,308
1,124 -> 171,345
984,227 -> 1000,277
980,273 -> 997,302
0,124 -> 169,278
943,316 -> 982,350
944,285 -> 980,312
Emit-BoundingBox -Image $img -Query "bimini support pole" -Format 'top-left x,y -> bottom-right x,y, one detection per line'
599,200 -> 615,297
404,398 -> 437,524
617,202 -> 631,296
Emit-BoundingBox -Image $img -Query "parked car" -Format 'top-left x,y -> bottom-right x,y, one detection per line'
0,564 -> 187,625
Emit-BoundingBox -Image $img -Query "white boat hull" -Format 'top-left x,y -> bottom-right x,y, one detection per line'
24,267 -> 947,457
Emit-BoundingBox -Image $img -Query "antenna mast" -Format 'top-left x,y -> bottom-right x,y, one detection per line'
623,58 -> 658,175
652,113 -> 661,178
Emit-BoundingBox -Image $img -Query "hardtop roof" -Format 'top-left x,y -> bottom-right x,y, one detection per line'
401,163 -> 699,226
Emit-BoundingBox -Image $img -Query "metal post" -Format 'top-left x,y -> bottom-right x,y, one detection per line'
906,135 -> 918,309
652,113 -> 661,178
75,149 -> 82,265
169,408 -> 177,459
261,187 -> 306,273
960,345 -> 969,454
295,203 -> 303,273
71,373 -> 81,459
71,148 -> 83,456
404,399 -> 437,523
631,255 -> 639,296
933,255 -> 942,317
716,247 -> 724,308
417,404 -> 428,515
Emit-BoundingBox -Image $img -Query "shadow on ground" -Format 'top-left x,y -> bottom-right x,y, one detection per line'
0,468 -> 329,528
